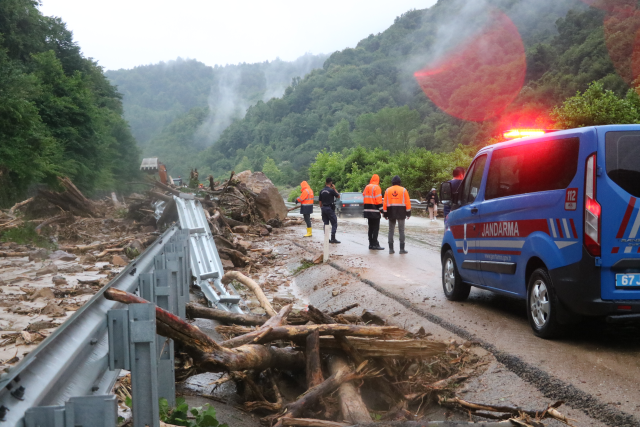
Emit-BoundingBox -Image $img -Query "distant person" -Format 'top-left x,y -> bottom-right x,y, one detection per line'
426,188 -> 439,221
319,177 -> 341,244
383,175 -> 411,254
362,174 -> 384,250
296,181 -> 314,238
443,167 -> 465,220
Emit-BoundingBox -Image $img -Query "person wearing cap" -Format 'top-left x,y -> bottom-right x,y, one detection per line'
383,175 -> 411,254
319,177 -> 341,244
426,188 -> 439,222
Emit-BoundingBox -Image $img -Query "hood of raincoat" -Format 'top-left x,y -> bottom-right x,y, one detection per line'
301,181 -> 310,191
369,174 -> 380,185
391,175 -> 402,186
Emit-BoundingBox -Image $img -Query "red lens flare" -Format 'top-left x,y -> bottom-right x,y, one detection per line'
579,0 -> 635,13
603,5 -> 640,85
414,11 -> 526,122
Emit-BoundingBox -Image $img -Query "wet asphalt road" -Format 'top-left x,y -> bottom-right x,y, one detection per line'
295,213 -> 640,424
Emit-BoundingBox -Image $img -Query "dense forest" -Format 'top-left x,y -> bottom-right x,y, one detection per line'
105,54 -> 327,178
0,0 -> 140,207
121,0 -> 640,195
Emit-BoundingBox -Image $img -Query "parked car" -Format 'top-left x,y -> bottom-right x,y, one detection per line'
440,125 -> 640,338
336,192 -> 364,217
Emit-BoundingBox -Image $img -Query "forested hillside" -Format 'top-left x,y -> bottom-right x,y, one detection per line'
105,54 -> 327,176
0,0 -> 140,207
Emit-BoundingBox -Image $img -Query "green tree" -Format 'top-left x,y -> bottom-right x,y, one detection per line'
261,157 -> 282,184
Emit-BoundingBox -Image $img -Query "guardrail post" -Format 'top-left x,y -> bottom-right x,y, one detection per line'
128,303 -> 159,427
153,268 -> 176,407
24,396 -> 117,427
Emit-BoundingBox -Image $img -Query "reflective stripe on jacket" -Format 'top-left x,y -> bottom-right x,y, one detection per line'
363,176 -> 383,219
383,185 -> 411,220
298,181 -> 314,214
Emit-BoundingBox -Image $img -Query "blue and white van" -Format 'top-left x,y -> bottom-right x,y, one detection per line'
440,125 -> 640,338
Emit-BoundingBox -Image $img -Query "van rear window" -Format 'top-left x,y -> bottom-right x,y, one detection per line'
485,137 -> 580,200
606,131 -> 640,197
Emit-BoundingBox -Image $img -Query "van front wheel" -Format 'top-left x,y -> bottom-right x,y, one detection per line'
527,268 -> 563,339
442,250 -> 470,301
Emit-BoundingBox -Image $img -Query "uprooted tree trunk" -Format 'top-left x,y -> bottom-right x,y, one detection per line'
38,177 -> 101,217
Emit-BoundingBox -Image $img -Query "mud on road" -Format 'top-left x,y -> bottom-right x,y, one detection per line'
275,215 -> 639,427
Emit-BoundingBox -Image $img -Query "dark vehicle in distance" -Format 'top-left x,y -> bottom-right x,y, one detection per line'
337,192 -> 365,217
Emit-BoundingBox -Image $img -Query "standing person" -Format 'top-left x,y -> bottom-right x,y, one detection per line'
442,167 -> 465,220
426,188 -> 439,222
295,181 -> 314,237
383,175 -> 411,254
319,177 -> 341,244
363,174 -> 385,250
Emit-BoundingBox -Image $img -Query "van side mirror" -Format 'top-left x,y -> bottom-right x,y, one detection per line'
440,182 -> 452,205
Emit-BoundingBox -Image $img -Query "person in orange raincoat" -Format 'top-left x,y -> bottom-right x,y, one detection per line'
362,174 -> 384,250
296,181 -> 314,237
383,175 -> 411,254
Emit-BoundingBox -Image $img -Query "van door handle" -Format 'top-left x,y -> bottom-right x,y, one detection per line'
471,207 -> 478,214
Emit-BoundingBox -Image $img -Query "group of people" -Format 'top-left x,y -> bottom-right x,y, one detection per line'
295,175 -> 413,254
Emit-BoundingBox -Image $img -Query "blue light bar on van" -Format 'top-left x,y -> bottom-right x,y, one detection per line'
503,129 -> 547,139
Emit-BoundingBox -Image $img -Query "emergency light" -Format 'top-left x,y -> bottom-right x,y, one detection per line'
503,129 -> 547,139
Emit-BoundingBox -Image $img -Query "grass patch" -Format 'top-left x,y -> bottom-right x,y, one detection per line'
0,223 -> 56,249
293,260 -> 315,275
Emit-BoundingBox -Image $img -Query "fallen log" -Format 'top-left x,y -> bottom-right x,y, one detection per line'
318,336 -> 447,358
0,251 -> 29,258
273,366 -> 366,427
329,356 -> 371,424
221,324 -> 405,349
35,213 -> 74,234
308,305 -> 335,324
148,191 -> 174,203
38,177 -> 100,218
330,304 -> 359,317
104,289 -> 304,372
9,197 -> 33,215
222,271 -> 276,317
219,247 -> 249,267
306,330 -> 324,388
186,303 -> 266,326
96,248 -> 124,258
281,419 -> 349,427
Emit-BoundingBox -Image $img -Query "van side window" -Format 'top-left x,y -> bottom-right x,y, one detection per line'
460,155 -> 487,205
485,137 -> 580,200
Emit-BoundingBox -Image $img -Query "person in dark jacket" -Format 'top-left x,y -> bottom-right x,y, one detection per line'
426,188 -> 439,221
383,175 -> 411,254
362,174 -> 384,250
443,167 -> 465,220
319,177 -> 341,244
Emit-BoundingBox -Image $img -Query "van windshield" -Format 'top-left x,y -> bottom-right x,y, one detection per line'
606,131 -> 640,197
341,193 -> 364,203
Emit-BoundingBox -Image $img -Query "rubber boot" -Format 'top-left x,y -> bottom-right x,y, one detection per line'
399,243 -> 408,254
330,234 -> 341,244
304,227 -> 312,237
389,242 -> 395,254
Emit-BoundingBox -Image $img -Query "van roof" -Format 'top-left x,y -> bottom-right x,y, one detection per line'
480,124 -> 640,154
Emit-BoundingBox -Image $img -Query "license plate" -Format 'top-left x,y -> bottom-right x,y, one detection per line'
616,273 -> 640,287
349,204 -> 360,207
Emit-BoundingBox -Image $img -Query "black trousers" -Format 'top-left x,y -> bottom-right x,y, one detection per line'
367,218 -> 380,245
321,207 -> 337,235
303,213 -> 311,228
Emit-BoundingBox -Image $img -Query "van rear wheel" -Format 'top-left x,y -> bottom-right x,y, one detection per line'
442,250 -> 470,301
527,268 -> 563,339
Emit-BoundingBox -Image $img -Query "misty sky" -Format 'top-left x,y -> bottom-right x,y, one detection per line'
38,0 -> 437,71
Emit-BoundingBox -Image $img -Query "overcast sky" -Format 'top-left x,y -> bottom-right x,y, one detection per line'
38,0 -> 437,71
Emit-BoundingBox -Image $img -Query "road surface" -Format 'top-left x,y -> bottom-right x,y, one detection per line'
287,214 -> 640,426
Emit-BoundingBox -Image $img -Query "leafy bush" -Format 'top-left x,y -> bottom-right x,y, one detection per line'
159,397 -> 227,427
0,224 -> 56,249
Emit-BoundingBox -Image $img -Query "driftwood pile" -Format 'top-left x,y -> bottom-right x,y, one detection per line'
105,273 -> 575,427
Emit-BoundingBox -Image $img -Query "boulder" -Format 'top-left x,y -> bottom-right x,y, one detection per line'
233,225 -> 250,234
29,248 -> 49,261
59,264 -> 84,274
48,250 -> 76,261
111,255 -> 129,266
35,264 -> 58,276
234,171 -> 288,221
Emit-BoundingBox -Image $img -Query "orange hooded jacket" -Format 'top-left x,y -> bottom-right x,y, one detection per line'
297,181 -> 314,214
363,174 -> 383,219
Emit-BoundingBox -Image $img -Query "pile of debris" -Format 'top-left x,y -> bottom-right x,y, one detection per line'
106,276 -> 575,427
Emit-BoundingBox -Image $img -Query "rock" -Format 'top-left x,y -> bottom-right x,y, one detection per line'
214,235 -> 236,251
35,264 -> 58,276
233,225 -> 250,234
125,239 -> 144,259
234,171 -> 288,221
260,228 -> 270,236
52,276 -> 67,286
405,363 -> 420,377
237,240 -> 252,251
41,301 -> 66,317
111,255 -> 129,266
221,258 -> 235,269
0,278 -> 4,286
48,250 -> 76,261
273,296 -> 293,305
58,264 -> 84,274
264,224 -> 273,232
79,254 -> 96,264
28,248 -> 49,261
28,287 -> 55,301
